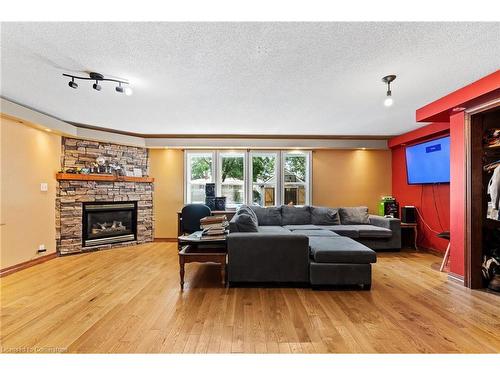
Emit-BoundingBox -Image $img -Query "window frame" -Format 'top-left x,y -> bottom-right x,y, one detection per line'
184,149 -> 312,207
248,150 -> 280,207
184,150 -> 216,204
281,150 -> 312,207
217,151 -> 247,208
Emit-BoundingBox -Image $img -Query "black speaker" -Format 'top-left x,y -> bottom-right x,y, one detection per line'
401,206 -> 416,223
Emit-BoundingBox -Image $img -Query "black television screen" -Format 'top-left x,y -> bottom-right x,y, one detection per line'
405,136 -> 450,184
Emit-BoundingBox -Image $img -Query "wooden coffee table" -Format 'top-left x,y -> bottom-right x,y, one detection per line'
177,231 -> 227,290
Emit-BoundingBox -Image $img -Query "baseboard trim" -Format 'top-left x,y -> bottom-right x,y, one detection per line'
154,238 -> 177,243
0,252 -> 58,278
448,272 -> 465,284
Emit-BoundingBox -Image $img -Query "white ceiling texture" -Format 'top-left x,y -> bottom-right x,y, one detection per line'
1,22 -> 499,136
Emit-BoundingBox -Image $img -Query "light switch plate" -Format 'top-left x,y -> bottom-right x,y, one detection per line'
40,183 -> 48,192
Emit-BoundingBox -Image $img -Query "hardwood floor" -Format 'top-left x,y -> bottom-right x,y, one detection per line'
1,243 -> 499,353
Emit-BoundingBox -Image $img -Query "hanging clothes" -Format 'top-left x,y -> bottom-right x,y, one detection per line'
488,165 -> 500,220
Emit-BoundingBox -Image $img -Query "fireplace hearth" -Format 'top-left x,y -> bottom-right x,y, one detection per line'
82,202 -> 137,247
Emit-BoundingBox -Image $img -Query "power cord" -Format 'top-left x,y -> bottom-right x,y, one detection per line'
418,184 -> 441,235
415,206 -> 441,235
432,183 -> 444,231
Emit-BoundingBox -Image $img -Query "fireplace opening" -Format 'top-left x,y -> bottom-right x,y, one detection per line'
82,202 -> 137,247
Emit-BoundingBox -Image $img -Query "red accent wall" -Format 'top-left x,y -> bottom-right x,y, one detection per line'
416,72 -> 499,280
391,123 -> 450,252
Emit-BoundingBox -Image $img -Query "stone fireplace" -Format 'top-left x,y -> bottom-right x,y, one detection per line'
56,137 -> 154,254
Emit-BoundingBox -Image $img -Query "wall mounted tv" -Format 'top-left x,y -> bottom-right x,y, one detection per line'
405,136 -> 450,184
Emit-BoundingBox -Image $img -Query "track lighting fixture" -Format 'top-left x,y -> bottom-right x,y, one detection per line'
382,75 -> 396,107
63,72 -> 132,95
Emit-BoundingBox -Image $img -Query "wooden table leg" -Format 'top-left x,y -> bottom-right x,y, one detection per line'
179,256 -> 185,290
414,226 -> 418,250
220,261 -> 226,286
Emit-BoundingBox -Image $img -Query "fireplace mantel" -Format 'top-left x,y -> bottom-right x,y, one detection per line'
56,173 -> 154,183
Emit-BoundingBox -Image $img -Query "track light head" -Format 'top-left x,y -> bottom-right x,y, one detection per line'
116,84 -> 133,96
93,82 -> 102,91
68,78 -> 78,89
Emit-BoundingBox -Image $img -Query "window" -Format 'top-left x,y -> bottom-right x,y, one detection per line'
218,152 -> 246,207
185,151 -> 214,204
283,151 -> 310,206
249,152 -> 278,207
184,150 -> 311,207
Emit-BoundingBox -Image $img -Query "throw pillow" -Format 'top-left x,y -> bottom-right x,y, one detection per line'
233,213 -> 258,232
249,206 -> 282,226
238,204 -> 259,226
281,205 -> 311,225
339,206 -> 370,225
310,206 -> 340,225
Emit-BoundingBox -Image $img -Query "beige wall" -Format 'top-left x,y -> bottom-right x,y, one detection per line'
312,149 -> 392,213
149,149 -> 185,238
1,117 -> 61,268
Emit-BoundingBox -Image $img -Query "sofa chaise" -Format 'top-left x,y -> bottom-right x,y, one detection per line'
227,205 -> 401,289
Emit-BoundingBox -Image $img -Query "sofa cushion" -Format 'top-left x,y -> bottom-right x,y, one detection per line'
281,205 -> 311,225
292,229 -> 340,237
320,225 -> 360,238
231,213 -> 258,232
249,206 -> 282,226
309,236 -> 376,264
257,226 -> 292,234
310,206 -> 340,225
339,206 -> 370,225
354,225 -> 392,238
283,224 -> 322,231
238,205 -> 259,225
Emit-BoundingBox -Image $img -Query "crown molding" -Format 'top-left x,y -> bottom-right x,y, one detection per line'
68,121 -> 391,141
1,98 -> 388,149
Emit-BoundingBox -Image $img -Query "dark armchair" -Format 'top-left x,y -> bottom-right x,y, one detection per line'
180,204 -> 212,234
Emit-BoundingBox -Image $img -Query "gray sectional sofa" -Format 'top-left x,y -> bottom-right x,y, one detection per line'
227,205 -> 401,289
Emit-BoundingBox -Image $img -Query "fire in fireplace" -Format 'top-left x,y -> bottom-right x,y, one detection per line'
82,202 -> 137,247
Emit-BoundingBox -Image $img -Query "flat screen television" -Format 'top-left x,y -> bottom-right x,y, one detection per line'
405,136 -> 450,184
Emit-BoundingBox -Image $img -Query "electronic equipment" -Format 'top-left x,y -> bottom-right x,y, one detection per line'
406,136 -> 450,184
378,196 -> 399,218
401,206 -> 417,223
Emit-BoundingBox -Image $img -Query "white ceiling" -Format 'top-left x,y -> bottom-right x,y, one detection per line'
1,22 -> 499,136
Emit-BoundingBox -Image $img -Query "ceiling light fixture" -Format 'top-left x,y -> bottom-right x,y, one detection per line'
382,75 -> 396,107
63,72 -> 132,95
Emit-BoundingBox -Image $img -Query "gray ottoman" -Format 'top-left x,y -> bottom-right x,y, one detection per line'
309,236 -> 376,289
